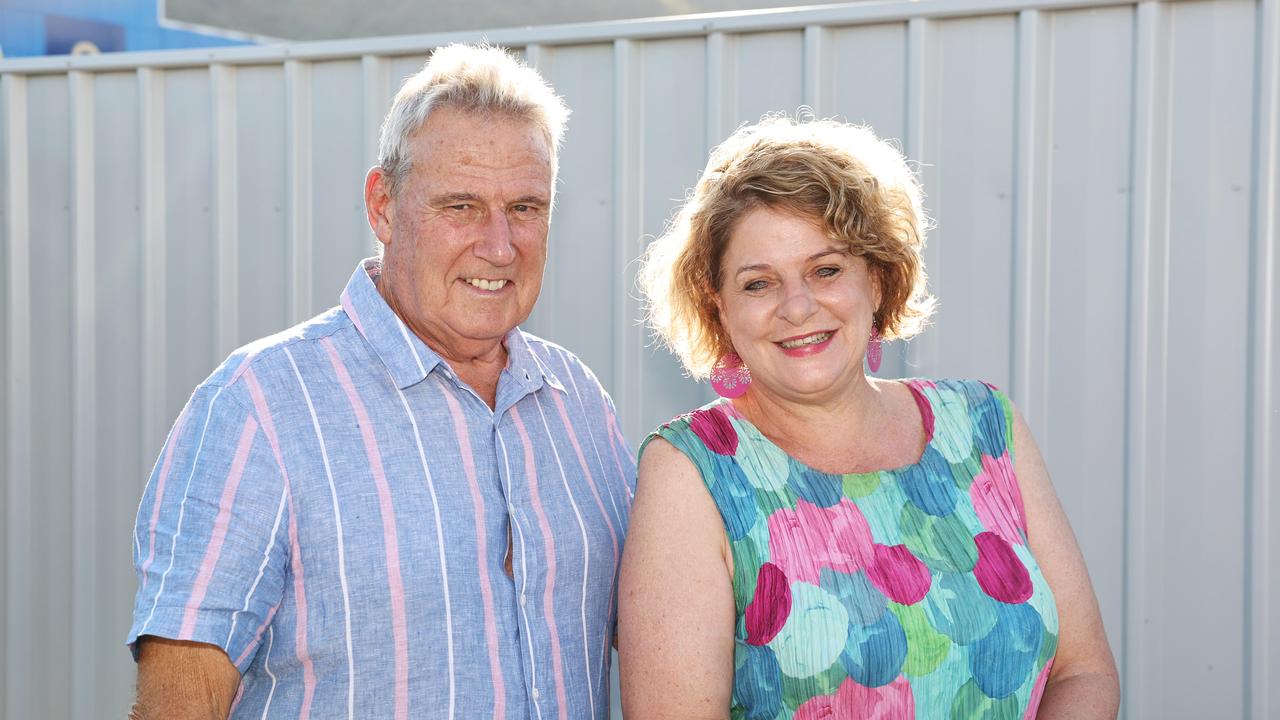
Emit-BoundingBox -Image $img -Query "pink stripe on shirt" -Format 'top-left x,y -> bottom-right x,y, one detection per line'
438,385 -> 506,720
323,337 -> 410,720
341,287 -> 366,337
244,369 -> 317,718
511,406 -> 569,720
178,414 -> 259,639
140,403 -> 193,593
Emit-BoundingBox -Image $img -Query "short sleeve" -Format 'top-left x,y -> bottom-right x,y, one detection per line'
129,382 -> 290,672
599,386 -> 638,506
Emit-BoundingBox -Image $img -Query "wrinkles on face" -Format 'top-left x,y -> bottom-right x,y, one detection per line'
376,108 -> 553,368
715,207 -> 879,404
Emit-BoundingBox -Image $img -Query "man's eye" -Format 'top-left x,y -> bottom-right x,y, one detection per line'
449,204 -> 472,211
512,204 -> 532,213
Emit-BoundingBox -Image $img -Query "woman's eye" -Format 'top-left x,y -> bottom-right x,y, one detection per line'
743,279 -> 768,292
816,266 -> 841,278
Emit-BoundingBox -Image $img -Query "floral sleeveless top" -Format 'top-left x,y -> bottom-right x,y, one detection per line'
646,379 -> 1058,719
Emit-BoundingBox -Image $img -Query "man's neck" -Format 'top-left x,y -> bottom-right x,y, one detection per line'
445,346 -> 508,410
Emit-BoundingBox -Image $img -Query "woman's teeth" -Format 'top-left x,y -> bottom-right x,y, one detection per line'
779,332 -> 831,349
467,278 -> 507,291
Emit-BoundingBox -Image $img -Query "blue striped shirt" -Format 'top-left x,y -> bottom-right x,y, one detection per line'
130,258 -> 636,719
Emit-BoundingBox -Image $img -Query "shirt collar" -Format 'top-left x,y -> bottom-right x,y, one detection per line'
502,325 -> 566,394
341,257 -> 564,393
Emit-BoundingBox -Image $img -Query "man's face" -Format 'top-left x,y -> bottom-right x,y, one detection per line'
367,107 -> 553,361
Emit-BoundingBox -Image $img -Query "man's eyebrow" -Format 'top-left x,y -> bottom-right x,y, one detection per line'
510,194 -> 550,206
429,192 -> 482,206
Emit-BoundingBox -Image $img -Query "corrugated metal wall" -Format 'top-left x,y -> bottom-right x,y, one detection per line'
1,0 -> 1276,717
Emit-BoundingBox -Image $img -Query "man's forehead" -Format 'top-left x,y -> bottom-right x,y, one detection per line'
416,108 -> 548,149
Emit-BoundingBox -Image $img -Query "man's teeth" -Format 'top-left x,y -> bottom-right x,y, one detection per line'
780,332 -> 832,349
467,278 -> 508,291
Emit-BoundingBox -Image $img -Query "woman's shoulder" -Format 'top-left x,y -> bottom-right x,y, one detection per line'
899,377 -> 1012,409
641,397 -> 740,460
899,377 -> 1015,458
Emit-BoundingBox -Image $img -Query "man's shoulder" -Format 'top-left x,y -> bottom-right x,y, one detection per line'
202,305 -> 352,390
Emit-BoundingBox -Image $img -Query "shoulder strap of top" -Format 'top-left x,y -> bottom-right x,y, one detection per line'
925,378 -> 1016,462
641,404 -> 741,478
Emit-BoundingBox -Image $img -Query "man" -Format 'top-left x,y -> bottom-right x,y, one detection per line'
129,44 -> 635,719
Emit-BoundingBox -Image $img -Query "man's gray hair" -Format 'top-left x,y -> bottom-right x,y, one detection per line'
377,44 -> 570,197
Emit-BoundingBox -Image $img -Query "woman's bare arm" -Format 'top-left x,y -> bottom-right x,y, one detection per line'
618,438 -> 737,720
1012,404 -> 1121,719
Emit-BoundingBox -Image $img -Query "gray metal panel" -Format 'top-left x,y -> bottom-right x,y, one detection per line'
24,73 -> 75,720
90,70 -> 145,719
234,65 -> 291,347
388,54 -> 431,99
1040,3 -> 1133,669
635,37 -> 717,442
526,43 -> 620,391
1,71 -> 29,720
162,69 -> 217,416
1158,1 -> 1256,715
310,60 -> 373,315
920,14 -> 1018,388
733,30 -> 804,126
0,72 -> 10,720
1248,2 -> 1280,717
829,23 -> 908,136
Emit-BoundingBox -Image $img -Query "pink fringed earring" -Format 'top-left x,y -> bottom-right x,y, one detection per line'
866,324 -> 883,373
710,352 -> 751,399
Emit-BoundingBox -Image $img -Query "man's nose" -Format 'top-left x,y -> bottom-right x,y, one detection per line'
473,209 -> 516,265
777,280 -> 818,325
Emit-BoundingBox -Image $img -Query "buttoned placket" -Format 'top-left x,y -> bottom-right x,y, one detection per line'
441,359 -> 553,716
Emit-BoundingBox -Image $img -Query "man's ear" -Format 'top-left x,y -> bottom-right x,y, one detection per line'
365,167 -> 394,248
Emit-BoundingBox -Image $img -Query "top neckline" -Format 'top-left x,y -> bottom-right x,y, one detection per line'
713,378 -> 937,478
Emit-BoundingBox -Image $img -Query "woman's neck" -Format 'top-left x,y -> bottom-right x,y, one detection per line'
730,376 -> 921,474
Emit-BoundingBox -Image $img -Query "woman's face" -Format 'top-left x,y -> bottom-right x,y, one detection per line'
715,205 -> 879,404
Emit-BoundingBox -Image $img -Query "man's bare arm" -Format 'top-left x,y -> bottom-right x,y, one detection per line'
130,636 -> 241,720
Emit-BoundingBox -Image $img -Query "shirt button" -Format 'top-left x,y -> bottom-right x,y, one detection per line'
508,503 -> 516,515
532,688 -> 540,701
519,593 -> 527,607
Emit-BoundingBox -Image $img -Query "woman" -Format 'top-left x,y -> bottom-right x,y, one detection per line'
618,117 -> 1119,719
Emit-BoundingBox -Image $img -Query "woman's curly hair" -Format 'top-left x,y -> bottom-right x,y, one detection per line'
638,115 -> 937,379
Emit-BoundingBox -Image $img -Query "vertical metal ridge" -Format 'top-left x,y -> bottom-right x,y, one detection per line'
1124,2 -> 1173,716
139,67 -> 168,466
212,66 -> 240,356
1010,9 -> 1053,429
521,44 -> 558,341
905,17 -> 936,374
361,55 -> 390,171
1247,2 -> 1279,717
803,25 -> 833,117
613,38 -> 644,442
705,32 -> 735,153
523,43 -> 546,68
285,59 -> 314,321
68,69 -> 98,720
212,64 -> 239,356
3,70 -> 32,720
